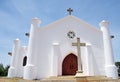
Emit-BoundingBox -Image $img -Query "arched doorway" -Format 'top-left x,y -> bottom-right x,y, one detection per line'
62,53 -> 78,75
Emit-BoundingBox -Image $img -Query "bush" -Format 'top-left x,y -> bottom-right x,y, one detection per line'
115,62 -> 120,76
0,64 -> 5,76
0,64 -> 10,76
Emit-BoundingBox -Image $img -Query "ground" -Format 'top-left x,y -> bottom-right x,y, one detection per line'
0,76 -> 120,82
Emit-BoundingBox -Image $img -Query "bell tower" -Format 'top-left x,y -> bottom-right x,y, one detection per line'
100,20 -> 118,79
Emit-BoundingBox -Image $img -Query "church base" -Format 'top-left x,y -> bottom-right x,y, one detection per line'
105,65 -> 118,79
7,67 -> 16,77
23,64 -> 37,80
75,71 -> 86,77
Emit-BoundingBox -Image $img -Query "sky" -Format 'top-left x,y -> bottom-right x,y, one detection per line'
0,0 -> 120,66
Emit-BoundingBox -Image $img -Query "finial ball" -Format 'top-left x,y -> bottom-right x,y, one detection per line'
31,17 -> 41,25
14,38 -> 20,44
99,20 -> 109,27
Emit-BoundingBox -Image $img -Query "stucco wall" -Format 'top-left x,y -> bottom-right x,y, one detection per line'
32,16 -> 105,79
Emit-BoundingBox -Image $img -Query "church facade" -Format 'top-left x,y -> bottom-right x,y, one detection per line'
8,15 -> 118,80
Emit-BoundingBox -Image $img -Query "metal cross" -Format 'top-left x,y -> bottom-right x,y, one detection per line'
67,8 -> 73,15
72,37 -> 86,73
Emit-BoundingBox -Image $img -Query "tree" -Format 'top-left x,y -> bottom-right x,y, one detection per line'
115,62 -> 120,67
4,65 -> 10,76
115,62 -> 120,76
0,64 -> 5,76
0,64 -> 10,76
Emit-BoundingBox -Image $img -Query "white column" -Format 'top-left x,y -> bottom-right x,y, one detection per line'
51,43 -> 60,76
27,17 -> 41,65
100,20 -> 118,79
16,46 -> 27,77
8,39 -> 20,77
24,17 -> 41,80
86,45 -> 94,76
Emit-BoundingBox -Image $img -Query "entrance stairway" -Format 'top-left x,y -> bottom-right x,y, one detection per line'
46,76 -> 118,82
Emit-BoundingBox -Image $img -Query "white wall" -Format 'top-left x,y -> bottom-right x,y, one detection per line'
33,16 -> 105,79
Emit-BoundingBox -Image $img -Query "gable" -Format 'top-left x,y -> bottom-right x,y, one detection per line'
37,15 -> 103,48
40,15 -> 100,32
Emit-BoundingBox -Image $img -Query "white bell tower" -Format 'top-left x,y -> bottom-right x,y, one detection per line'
100,20 -> 118,79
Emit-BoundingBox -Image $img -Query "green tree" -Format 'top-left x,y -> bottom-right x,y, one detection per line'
115,62 -> 120,67
0,64 -> 10,76
115,62 -> 120,76
0,64 -> 5,76
4,65 -> 10,76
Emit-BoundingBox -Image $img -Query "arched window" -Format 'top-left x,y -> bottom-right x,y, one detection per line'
23,56 -> 27,66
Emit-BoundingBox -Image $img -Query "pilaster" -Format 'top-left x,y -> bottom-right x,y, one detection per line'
24,17 -> 41,80
8,39 -> 20,77
51,43 -> 60,76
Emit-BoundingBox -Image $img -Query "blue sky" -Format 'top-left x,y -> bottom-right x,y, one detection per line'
0,0 -> 120,66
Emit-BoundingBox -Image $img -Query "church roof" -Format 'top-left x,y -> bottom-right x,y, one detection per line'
40,15 -> 101,32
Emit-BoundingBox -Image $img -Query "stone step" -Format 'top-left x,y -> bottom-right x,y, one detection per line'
48,76 -> 75,80
76,76 -> 118,82
86,76 -> 111,80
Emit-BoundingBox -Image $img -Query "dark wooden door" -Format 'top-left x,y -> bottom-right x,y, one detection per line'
62,53 -> 78,75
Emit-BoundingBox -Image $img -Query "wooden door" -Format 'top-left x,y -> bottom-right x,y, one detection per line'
62,53 -> 78,75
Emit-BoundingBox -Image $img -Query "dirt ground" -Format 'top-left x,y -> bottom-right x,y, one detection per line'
0,77 -> 120,82
0,77 -> 19,82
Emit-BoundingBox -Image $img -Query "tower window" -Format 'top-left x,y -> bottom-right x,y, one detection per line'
23,56 -> 27,66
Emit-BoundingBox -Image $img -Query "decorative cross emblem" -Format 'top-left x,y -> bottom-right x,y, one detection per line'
67,8 -> 73,15
67,31 -> 76,39
72,37 -> 86,73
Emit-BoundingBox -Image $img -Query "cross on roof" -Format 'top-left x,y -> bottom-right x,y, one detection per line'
67,8 -> 73,15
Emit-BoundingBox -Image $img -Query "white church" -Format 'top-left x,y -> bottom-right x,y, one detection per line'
8,9 -> 118,80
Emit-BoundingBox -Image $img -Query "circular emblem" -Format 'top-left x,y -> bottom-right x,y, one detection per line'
67,31 -> 76,39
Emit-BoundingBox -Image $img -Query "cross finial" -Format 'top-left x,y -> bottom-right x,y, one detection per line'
67,8 -> 73,15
